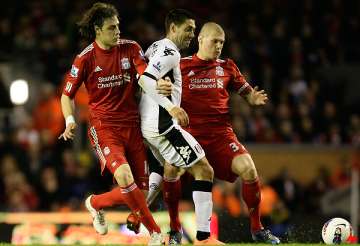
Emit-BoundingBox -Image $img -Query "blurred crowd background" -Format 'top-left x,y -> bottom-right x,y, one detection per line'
0,0 -> 359,242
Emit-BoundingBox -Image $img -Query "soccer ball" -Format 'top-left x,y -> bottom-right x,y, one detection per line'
322,217 -> 352,244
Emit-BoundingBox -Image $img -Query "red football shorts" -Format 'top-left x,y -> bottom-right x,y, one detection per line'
188,127 -> 248,183
88,122 -> 149,190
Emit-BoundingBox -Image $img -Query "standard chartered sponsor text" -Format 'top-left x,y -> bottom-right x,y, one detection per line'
189,83 -> 217,89
190,78 -> 215,83
98,74 -> 130,88
189,77 -> 216,89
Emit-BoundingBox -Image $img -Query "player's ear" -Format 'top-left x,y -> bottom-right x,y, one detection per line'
94,25 -> 101,35
198,35 -> 202,45
170,23 -> 177,34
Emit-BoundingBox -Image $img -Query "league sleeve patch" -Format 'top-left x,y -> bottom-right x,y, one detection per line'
70,65 -> 79,78
152,61 -> 162,72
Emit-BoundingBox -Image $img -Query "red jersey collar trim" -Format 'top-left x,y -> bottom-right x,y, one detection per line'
193,54 -> 216,64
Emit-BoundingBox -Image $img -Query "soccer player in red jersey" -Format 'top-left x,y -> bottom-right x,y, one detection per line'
180,22 -> 280,244
59,2 -> 169,244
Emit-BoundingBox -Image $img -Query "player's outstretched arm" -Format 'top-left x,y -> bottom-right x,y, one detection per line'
244,86 -> 268,106
59,94 -> 77,141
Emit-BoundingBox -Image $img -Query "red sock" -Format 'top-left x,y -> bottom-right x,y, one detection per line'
91,187 -> 124,210
121,182 -> 161,234
242,178 -> 263,232
163,178 -> 182,231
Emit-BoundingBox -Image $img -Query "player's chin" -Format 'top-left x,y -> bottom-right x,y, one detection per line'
183,40 -> 191,48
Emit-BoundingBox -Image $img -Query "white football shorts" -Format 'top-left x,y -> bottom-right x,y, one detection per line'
142,125 -> 205,168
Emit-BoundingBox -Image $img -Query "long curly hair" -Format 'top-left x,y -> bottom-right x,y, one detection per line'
77,2 -> 119,41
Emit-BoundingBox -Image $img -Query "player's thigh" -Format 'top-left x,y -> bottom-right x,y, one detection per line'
88,124 -> 128,174
186,156 -> 214,181
126,128 -> 151,190
203,132 -> 248,183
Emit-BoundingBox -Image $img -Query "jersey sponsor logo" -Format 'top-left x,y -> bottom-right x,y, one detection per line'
175,145 -> 192,163
217,78 -> 224,88
162,46 -> 175,56
97,73 -> 131,88
189,77 -> 217,89
70,65 -> 79,78
190,78 -> 215,83
152,61 -> 162,72
94,66 -> 102,72
65,82 -> 73,93
121,57 -> 131,69
215,66 -> 224,76
187,70 -> 195,77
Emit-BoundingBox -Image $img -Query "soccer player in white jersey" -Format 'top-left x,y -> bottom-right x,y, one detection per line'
136,9 -> 224,245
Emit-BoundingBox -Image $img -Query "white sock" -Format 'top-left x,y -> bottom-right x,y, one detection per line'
147,172 -> 163,205
193,191 -> 212,232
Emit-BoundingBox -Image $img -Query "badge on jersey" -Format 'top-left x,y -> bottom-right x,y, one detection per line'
121,58 -> 131,69
70,65 -> 79,78
215,66 -> 224,76
152,61 -> 162,72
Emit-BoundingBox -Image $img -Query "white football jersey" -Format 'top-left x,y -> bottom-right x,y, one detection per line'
139,38 -> 182,134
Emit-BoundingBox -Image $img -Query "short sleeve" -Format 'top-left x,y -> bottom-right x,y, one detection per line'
144,46 -> 180,80
228,59 -> 252,95
131,42 -> 148,75
62,55 -> 86,99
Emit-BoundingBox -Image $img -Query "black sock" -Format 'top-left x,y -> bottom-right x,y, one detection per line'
196,231 -> 210,241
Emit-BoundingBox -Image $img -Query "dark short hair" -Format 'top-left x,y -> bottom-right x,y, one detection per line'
77,2 -> 119,41
165,9 -> 194,34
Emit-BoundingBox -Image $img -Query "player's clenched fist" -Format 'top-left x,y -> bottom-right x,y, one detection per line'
169,106 -> 189,127
156,77 -> 172,96
58,122 -> 77,141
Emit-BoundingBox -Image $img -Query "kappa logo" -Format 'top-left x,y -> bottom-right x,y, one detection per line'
94,66 -> 102,72
187,70 -> 195,77
176,146 -> 192,163
121,58 -> 131,69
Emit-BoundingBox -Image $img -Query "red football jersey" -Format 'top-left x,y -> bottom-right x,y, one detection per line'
181,54 -> 252,129
62,39 -> 147,126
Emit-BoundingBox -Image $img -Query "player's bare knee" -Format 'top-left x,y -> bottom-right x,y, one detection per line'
114,164 -> 134,186
232,154 -> 258,180
202,164 -> 214,181
164,162 -> 180,179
